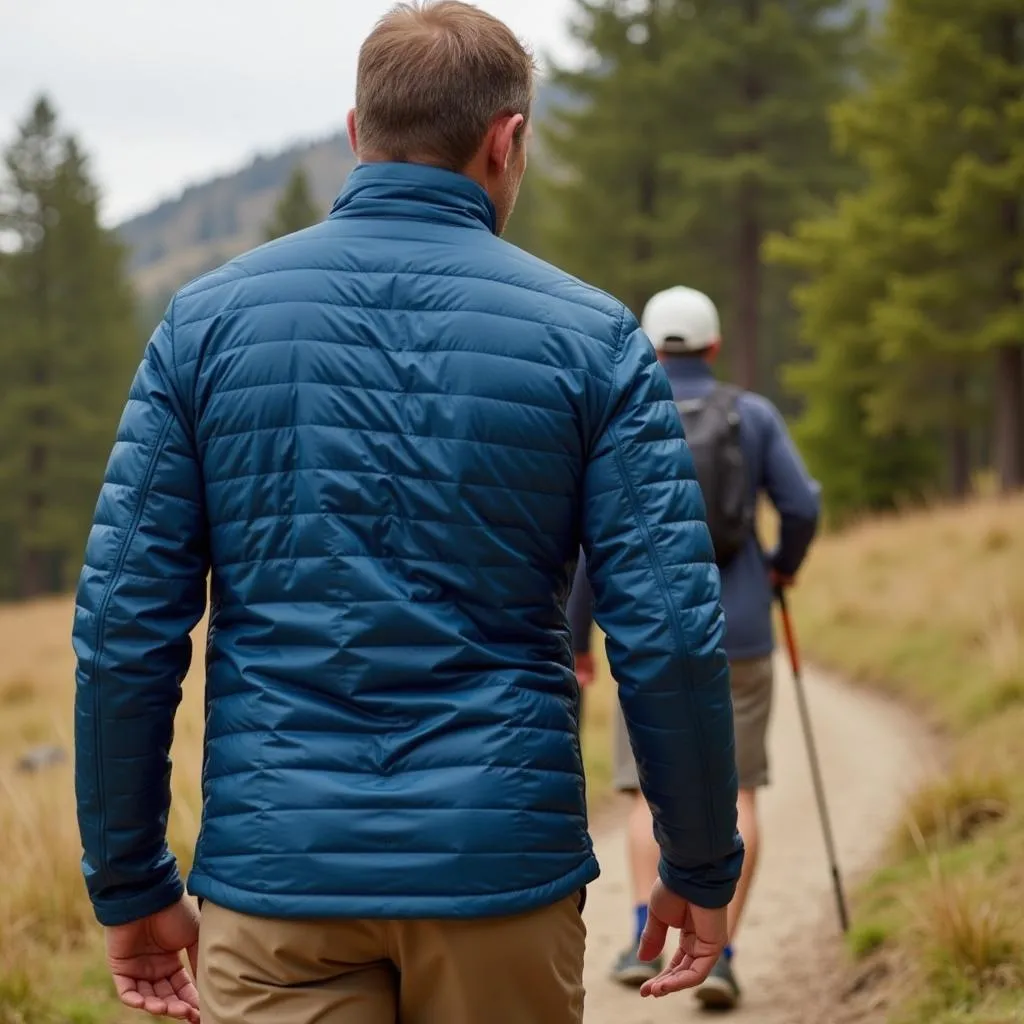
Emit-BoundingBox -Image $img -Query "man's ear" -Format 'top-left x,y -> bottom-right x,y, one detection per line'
490,113 -> 525,172
346,109 -> 359,156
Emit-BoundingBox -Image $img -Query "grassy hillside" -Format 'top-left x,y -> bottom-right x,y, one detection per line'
792,495 -> 1024,1023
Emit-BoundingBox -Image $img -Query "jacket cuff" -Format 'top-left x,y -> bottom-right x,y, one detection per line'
658,844 -> 745,909
770,516 -> 819,578
91,865 -> 185,927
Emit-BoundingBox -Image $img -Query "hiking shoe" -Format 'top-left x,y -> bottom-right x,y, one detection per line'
695,955 -> 741,1010
610,945 -> 662,987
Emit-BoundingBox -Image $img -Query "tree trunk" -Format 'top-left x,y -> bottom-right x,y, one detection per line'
993,20 -> 1024,492
633,159 -> 656,317
947,369 -> 971,499
19,436 -> 48,599
948,428 -> 971,500
19,550 -> 44,600
734,0 -> 762,391
631,7 -> 659,319
735,203 -> 761,390
994,344 -> 1024,492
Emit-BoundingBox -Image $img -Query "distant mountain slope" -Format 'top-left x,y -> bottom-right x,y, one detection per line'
116,82 -> 576,305
119,134 -> 357,303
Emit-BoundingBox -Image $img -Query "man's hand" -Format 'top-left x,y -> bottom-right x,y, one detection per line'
769,568 -> 794,592
636,879 -> 728,997
106,896 -> 201,1022
574,651 -> 596,688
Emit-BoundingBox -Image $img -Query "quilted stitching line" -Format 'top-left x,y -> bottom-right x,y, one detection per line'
87,398 -> 175,882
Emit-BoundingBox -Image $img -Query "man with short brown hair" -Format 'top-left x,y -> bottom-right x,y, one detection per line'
73,4 -> 742,1023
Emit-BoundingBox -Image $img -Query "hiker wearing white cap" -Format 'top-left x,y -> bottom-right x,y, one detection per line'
568,285 -> 821,1010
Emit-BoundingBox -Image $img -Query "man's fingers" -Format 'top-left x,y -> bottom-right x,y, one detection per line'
118,989 -> 145,1010
170,964 -> 200,1007
636,913 -> 669,963
163,995 -> 196,1020
639,952 -> 718,997
113,970 -> 199,1019
113,973 -> 146,1009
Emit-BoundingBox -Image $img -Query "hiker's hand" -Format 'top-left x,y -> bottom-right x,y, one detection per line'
637,880 -> 728,997
106,896 -> 201,1022
770,568 -> 794,591
575,651 -> 596,688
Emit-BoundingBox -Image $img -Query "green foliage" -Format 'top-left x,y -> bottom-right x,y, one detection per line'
847,920 -> 890,959
263,163 -> 321,241
771,0 -> 1024,515
767,191 -> 943,521
540,0 -> 863,397
0,96 -> 139,599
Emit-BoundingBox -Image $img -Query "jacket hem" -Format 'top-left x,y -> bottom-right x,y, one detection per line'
187,857 -> 601,921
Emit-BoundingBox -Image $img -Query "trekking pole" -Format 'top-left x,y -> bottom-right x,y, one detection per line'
774,586 -> 850,935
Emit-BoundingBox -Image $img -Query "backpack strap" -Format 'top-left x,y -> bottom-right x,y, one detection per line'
675,397 -> 705,416
676,384 -> 742,418
704,382 -> 743,425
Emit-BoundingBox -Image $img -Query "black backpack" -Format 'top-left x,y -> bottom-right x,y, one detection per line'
675,385 -> 754,567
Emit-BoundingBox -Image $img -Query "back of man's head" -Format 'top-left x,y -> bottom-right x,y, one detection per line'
355,1 -> 535,170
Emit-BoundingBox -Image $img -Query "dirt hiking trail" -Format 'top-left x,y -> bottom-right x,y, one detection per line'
581,656 -> 937,1024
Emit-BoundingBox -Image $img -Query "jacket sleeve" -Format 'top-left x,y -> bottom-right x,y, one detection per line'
581,312 -> 744,909
566,550 -> 594,655
73,310 -> 209,927
757,399 -> 821,578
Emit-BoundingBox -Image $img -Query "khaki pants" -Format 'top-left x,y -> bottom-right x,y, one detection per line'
198,893 -> 586,1024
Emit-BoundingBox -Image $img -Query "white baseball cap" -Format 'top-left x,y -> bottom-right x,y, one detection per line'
641,286 -> 721,353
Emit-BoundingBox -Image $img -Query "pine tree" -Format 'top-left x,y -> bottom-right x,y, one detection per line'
263,163 -> 321,241
0,96 -> 139,598
541,2 -> 674,317
541,0 -> 863,395
768,191 -> 943,522
772,0 -> 1024,505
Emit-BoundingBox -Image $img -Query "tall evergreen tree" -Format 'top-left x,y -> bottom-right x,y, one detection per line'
772,0 -> 1024,505
0,96 -> 138,598
541,0 -> 863,396
263,163 -> 321,241
768,191 -> 944,522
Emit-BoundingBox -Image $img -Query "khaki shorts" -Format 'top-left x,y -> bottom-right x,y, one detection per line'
613,656 -> 774,792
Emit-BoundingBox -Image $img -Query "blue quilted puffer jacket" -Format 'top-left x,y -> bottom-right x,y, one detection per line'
73,162 -> 742,927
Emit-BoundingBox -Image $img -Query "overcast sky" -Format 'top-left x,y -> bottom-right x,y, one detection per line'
2,0 -> 578,226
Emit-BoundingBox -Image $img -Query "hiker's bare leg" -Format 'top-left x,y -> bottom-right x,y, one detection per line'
728,788 -> 759,941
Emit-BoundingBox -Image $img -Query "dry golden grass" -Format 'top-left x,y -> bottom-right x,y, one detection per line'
895,771 -> 1010,858
0,601 -> 207,1020
792,495 -> 1024,730
792,494 -> 1024,1023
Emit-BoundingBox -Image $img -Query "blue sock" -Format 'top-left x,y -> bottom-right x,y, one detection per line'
634,904 -> 649,944
723,944 -> 734,962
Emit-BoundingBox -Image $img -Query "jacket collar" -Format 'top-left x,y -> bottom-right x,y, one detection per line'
330,162 -> 498,235
660,355 -> 716,392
